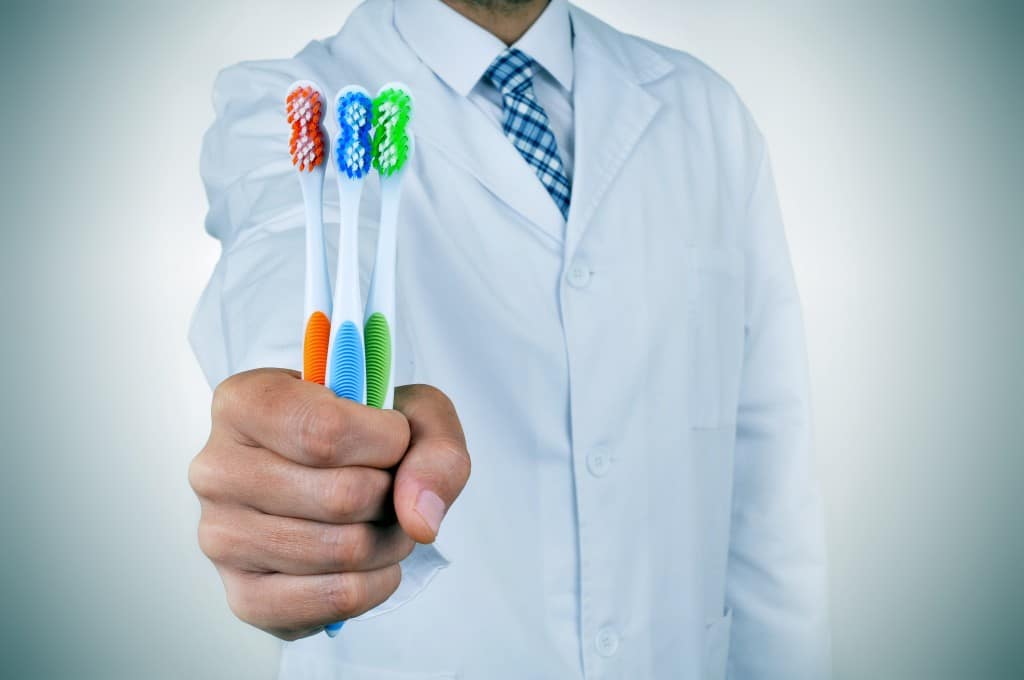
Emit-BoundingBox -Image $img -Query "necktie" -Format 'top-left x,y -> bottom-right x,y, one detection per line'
484,48 -> 572,220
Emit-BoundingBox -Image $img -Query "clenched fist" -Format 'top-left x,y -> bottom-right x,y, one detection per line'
188,369 -> 470,640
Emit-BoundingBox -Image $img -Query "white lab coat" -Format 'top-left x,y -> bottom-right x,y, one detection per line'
191,1 -> 830,678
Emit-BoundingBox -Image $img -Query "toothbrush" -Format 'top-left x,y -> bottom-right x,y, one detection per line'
286,81 -> 331,384
364,83 -> 414,410
324,86 -> 373,405
321,86 -> 375,639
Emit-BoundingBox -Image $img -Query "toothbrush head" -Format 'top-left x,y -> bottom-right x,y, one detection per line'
372,84 -> 414,178
286,82 -> 326,171
334,86 -> 374,180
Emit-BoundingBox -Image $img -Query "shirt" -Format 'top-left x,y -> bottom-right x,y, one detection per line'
398,0 -> 575,182
391,0 -> 581,665
191,1 -> 831,677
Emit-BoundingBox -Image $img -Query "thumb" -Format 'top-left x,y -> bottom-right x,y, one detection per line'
392,385 -> 471,543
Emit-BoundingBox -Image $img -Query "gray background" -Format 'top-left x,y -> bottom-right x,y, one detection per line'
1,1 -> 1021,678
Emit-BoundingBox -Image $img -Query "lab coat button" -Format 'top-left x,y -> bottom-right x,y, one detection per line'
567,262 -> 591,288
587,450 -> 611,477
595,627 -> 620,657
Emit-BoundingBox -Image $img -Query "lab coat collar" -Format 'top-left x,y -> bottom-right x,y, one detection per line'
395,0 -> 573,96
567,4 -> 675,85
563,5 -> 674,257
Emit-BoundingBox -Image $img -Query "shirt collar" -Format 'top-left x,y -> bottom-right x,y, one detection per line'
394,0 -> 574,97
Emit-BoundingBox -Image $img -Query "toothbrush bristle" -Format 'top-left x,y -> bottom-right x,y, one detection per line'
372,87 -> 413,177
336,92 -> 374,179
286,86 -> 325,171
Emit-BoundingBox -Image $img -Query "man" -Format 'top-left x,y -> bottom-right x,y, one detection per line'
189,0 -> 830,677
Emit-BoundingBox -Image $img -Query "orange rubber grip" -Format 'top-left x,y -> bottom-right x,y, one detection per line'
303,311 -> 330,385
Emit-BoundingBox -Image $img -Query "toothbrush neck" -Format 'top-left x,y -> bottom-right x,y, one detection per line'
440,0 -> 549,45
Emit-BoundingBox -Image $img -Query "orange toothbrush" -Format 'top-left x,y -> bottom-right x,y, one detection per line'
286,81 -> 331,383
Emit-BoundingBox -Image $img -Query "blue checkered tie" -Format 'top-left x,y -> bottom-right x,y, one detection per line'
485,48 -> 572,220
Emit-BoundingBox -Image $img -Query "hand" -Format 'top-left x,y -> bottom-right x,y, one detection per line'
188,369 -> 470,640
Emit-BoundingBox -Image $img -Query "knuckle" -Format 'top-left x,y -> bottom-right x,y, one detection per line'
213,369 -> 283,429
197,514 -> 233,564
414,383 -> 452,407
188,445 -> 230,502
325,573 -> 365,618
382,564 -> 402,599
225,589 -> 247,622
275,627 -> 310,642
405,384 -> 456,421
434,438 -> 472,485
321,469 -> 359,520
320,489 -> 350,524
333,525 -> 372,568
223,570 -> 314,641
211,373 -> 243,422
223,573 -> 258,625
187,451 -> 214,498
451,445 -> 472,483
299,400 -> 349,465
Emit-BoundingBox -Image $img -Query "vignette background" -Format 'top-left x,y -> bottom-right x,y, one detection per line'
0,1 -> 1020,678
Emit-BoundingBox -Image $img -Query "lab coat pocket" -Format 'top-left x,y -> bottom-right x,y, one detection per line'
703,607 -> 733,679
685,247 -> 745,429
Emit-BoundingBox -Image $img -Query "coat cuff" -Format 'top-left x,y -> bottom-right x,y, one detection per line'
349,543 -> 450,621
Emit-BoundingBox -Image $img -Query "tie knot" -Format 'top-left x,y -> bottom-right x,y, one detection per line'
484,48 -> 535,96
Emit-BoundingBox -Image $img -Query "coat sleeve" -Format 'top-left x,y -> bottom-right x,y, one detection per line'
726,122 -> 832,678
189,57 -> 448,623
189,58 -> 308,384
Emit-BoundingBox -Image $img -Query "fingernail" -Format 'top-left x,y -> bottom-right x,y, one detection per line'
414,489 -> 446,536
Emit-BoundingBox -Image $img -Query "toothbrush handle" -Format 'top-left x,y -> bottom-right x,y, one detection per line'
364,177 -> 401,410
300,170 -> 331,383
323,178 -> 365,637
326,179 -> 367,402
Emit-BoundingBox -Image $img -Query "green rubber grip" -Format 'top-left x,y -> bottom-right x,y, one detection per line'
363,312 -> 392,409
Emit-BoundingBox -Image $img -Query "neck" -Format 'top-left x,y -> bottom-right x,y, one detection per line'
440,0 -> 550,45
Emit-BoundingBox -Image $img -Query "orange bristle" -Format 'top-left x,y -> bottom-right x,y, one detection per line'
286,86 -> 325,171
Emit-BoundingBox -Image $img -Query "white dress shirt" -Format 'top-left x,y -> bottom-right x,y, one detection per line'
191,1 -> 831,677
400,0 -> 576,182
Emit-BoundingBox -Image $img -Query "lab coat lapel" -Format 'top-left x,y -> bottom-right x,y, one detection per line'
411,67 -> 568,244
565,7 -> 673,258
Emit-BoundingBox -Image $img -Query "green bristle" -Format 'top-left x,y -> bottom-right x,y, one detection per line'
372,87 -> 413,177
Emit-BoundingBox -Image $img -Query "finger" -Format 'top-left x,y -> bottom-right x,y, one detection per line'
200,507 -> 414,575
392,385 -> 472,543
192,437 -> 395,523
222,564 -> 402,639
213,368 -> 410,468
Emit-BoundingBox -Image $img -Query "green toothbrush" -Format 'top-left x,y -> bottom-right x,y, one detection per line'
364,83 -> 413,410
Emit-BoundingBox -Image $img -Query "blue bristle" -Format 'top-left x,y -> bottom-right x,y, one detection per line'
336,92 -> 374,179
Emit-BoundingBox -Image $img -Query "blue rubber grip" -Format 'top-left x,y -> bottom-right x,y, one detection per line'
325,620 -> 345,637
328,321 -> 365,402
